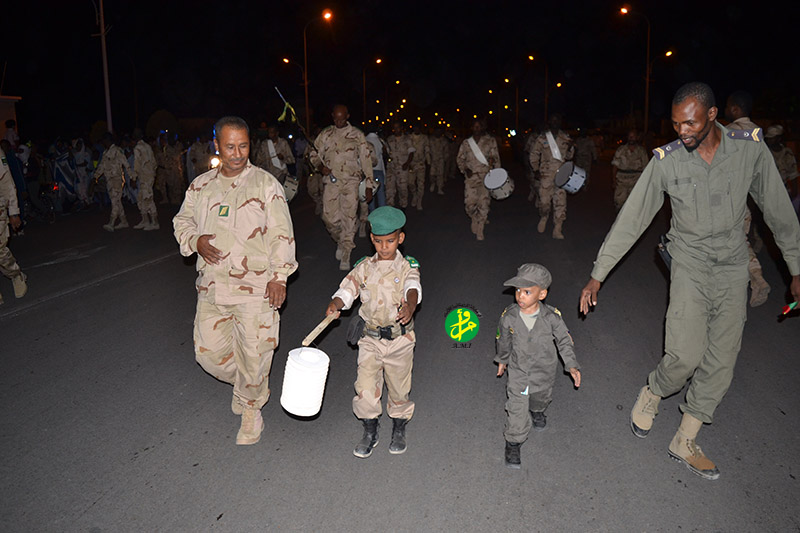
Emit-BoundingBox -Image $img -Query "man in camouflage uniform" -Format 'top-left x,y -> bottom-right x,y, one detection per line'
95,133 -> 132,232
529,114 -> 574,239
255,126 -> 294,185
611,130 -> 649,210
304,127 -> 323,215
724,91 -> 771,306
385,121 -> 414,208
310,105 -> 374,270
457,118 -> 499,241
764,125 -> 798,198
173,116 -> 297,446
132,129 -> 159,231
156,132 -> 185,205
408,126 -> 431,210
0,147 -> 27,305
580,82 -> 800,481
187,136 -> 211,183
428,128 -> 448,196
523,129 -> 539,203
574,129 -> 598,188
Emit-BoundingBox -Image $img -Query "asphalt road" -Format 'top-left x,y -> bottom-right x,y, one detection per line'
2,146 -> 799,532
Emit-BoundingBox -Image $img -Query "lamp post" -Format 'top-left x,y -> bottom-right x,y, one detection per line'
620,6 -> 651,135
303,9 -> 333,134
362,58 -> 382,125
90,0 -> 113,133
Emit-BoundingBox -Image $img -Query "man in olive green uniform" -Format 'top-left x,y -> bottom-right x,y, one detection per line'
529,114 -> 574,239
309,105 -> 374,270
0,147 -> 27,304
580,82 -> 800,481
611,130 -> 649,210
174,116 -> 298,446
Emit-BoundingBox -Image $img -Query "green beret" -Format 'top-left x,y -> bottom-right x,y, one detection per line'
368,206 -> 406,236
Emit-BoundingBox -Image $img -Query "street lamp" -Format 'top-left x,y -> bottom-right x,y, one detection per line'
90,0 -> 113,132
303,8 -> 333,134
363,58 -> 383,125
620,5 -> 651,135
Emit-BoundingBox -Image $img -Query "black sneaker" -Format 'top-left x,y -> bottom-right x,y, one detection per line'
504,441 -> 521,469
531,411 -> 547,431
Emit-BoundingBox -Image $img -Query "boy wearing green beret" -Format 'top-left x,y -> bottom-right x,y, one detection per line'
495,263 -> 581,469
325,206 -> 422,458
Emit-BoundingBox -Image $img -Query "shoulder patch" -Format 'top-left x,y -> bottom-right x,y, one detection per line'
652,139 -> 683,160
405,255 -> 420,268
353,255 -> 369,267
727,128 -> 762,142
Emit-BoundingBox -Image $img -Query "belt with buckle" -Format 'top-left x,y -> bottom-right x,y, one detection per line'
364,322 -> 413,340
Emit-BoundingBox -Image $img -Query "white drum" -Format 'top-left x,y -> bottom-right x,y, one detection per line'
484,168 -> 515,200
280,347 -> 330,417
554,162 -> 586,194
283,176 -> 299,202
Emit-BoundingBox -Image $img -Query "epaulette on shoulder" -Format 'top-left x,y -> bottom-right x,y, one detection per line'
500,304 -> 514,318
652,139 -> 683,160
353,255 -> 369,267
405,255 -> 420,268
727,127 -> 762,142
545,304 -> 562,317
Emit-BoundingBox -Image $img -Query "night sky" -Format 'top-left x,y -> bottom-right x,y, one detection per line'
4,1 -> 797,140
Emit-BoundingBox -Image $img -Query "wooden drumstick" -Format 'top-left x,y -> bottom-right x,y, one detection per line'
301,313 -> 338,346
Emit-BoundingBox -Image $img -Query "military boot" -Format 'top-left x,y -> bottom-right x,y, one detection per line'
103,222 -> 115,232
133,217 -> 148,229
389,418 -> 408,454
504,441 -> 522,469
335,246 -> 343,261
668,413 -> 720,480
531,411 -> 547,431
115,216 -> 129,229
537,216 -> 547,233
552,221 -> 564,240
476,222 -> 485,241
144,214 -> 160,231
236,408 -> 263,445
353,418 -> 380,458
231,395 -> 243,415
358,221 -> 367,238
749,267 -> 771,307
12,273 -> 27,299
631,385 -> 660,438
339,249 -> 351,271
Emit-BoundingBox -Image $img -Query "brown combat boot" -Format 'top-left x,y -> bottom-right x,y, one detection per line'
476,222 -> 485,241
231,395 -> 243,415
668,413 -> 720,480
12,273 -> 27,299
339,249 -> 351,271
236,408 -> 263,445
631,385 -> 660,438
133,217 -> 147,229
537,216 -> 547,233
552,222 -> 564,240
749,268 -> 771,307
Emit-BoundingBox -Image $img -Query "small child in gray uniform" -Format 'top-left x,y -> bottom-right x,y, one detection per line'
495,263 -> 581,469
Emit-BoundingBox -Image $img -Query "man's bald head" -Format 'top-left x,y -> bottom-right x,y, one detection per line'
332,105 -> 350,128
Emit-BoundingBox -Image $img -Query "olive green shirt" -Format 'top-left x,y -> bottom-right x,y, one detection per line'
591,122 -> 800,280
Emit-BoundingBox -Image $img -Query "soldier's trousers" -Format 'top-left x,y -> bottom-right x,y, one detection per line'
137,172 -> 157,218
386,166 -> 407,207
648,259 -> 748,423
322,176 -> 359,254
307,173 -> 323,211
408,166 -> 425,207
504,365 -> 554,443
0,213 -> 23,281
614,172 -> 641,210
538,174 -> 566,222
166,171 -> 185,205
743,206 -> 765,285
464,175 -> 490,225
193,298 -> 279,411
155,169 -> 168,202
106,178 -> 125,223
353,332 -> 416,420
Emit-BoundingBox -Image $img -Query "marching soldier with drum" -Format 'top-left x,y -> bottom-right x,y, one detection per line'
529,114 -> 574,239
456,117 -> 500,241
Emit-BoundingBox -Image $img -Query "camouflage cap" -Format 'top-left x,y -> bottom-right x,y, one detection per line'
503,263 -> 552,289
764,125 -> 784,138
368,206 -> 406,236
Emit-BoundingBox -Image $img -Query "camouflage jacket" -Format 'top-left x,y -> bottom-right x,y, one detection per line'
409,133 -> 431,169
386,134 -> 414,170
457,134 -> 500,178
611,144 -> 649,174
0,148 -> 19,217
256,138 -> 295,177
332,251 -> 422,329
133,140 -> 157,178
310,122 -> 373,181
529,130 -> 574,176
95,144 -> 131,183
770,146 -> 798,184
173,162 -> 298,305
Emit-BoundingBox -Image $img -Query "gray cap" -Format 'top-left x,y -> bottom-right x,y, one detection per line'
765,125 -> 784,138
503,263 -> 552,289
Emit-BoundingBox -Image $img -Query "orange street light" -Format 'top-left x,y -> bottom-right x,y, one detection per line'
322,9 -> 333,21
303,9 -> 334,133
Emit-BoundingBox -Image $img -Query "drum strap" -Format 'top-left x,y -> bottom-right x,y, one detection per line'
467,138 -> 489,166
545,131 -> 563,162
267,140 -> 287,170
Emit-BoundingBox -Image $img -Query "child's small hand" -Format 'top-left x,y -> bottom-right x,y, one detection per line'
396,295 -> 417,325
497,363 -> 506,377
569,367 -> 581,388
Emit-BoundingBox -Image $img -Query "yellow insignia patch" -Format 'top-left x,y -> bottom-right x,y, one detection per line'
219,205 -> 230,217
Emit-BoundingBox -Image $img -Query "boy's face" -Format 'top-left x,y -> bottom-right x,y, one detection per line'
515,284 -> 547,312
370,230 -> 404,260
